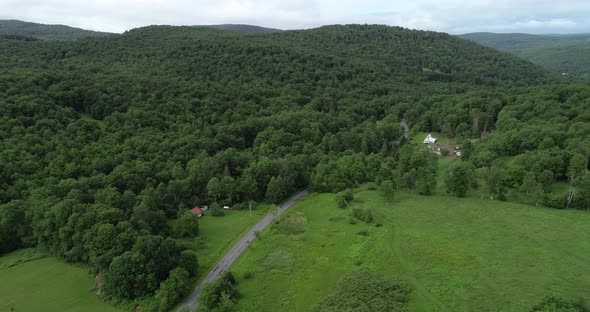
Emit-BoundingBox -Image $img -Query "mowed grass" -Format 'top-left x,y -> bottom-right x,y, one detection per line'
0,249 -> 121,312
176,204 -> 273,278
231,187 -> 590,312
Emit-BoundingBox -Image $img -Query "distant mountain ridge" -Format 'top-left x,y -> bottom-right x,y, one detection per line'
459,32 -> 590,79
197,24 -> 283,33
0,19 -> 113,40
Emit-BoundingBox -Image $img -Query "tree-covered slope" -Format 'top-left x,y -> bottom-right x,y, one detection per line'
459,32 -> 590,79
0,19 -> 114,40
199,24 -> 283,33
1,24 -> 587,311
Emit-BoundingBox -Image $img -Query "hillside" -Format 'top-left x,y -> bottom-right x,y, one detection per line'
199,24 -> 283,33
459,32 -> 590,78
0,19 -> 114,40
0,24 -> 588,312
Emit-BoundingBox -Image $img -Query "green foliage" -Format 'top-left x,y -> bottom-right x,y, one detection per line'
198,271 -> 239,312
178,250 -> 199,277
351,207 -> 374,224
379,180 -> 395,199
444,161 -> 475,197
578,172 -> 590,211
530,295 -> 589,312
273,212 -> 307,235
0,22 -> 587,310
517,172 -> 545,206
335,189 -> 354,208
313,269 -> 411,312
210,202 -> 225,217
265,176 -> 290,204
103,235 -> 177,300
174,210 -> 199,238
153,267 -> 192,312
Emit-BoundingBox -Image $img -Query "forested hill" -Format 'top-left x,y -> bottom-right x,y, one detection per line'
0,19 -> 114,40
3,24 -> 588,311
200,24 -> 283,33
459,32 -> 590,79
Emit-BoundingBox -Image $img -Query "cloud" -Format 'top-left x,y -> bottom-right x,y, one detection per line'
0,0 -> 589,34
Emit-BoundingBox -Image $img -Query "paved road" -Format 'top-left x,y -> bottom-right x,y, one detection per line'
178,189 -> 309,311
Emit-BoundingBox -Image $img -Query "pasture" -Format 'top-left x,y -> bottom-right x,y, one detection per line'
231,186 -> 590,312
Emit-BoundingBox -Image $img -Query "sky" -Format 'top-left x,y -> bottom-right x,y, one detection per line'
0,0 -> 589,34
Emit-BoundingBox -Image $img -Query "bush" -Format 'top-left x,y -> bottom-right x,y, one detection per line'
313,269 -> 411,312
178,250 -> 199,277
198,271 -> 239,312
351,207 -> 374,224
356,229 -> 370,236
530,295 -> 589,312
336,196 -> 348,208
379,180 -> 395,199
174,210 -> 199,238
242,271 -> 254,279
274,213 -> 306,235
348,218 -> 358,225
154,267 -> 192,312
210,202 -> 225,217
335,189 -> 354,208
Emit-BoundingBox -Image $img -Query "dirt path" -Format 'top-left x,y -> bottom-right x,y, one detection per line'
176,190 -> 309,311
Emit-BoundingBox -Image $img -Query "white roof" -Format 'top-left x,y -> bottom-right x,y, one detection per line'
423,134 -> 437,144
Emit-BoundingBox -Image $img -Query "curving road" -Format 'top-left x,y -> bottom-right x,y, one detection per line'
177,189 -> 309,311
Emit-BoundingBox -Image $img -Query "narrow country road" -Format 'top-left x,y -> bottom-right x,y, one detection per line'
177,189 -> 309,311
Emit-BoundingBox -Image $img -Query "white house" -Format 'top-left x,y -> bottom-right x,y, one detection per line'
423,133 -> 437,144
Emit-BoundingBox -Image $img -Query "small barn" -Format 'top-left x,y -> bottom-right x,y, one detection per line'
423,133 -> 437,144
190,207 -> 203,217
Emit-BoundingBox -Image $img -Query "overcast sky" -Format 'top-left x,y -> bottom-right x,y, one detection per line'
1,0 -> 589,34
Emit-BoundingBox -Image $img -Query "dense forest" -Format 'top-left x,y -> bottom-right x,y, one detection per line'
0,24 -> 588,310
460,32 -> 590,79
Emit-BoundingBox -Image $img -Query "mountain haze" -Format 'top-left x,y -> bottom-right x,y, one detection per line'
0,19 -> 114,40
199,24 -> 283,33
460,32 -> 590,79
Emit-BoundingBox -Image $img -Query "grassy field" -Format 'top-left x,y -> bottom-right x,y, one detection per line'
176,204 -> 273,279
231,186 -> 590,312
0,249 -> 121,312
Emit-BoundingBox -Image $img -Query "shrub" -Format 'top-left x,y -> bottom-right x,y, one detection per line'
198,271 -> 239,312
210,202 -> 225,217
356,229 -> 370,236
274,213 -> 306,235
174,210 -> 199,238
530,295 -> 589,312
154,267 -> 192,312
313,269 -> 411,312
335,189 -> 354,208
351,207 -> 374,224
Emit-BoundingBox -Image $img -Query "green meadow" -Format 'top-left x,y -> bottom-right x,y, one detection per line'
231,186 -> 590,312
0,249 -> 121,312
